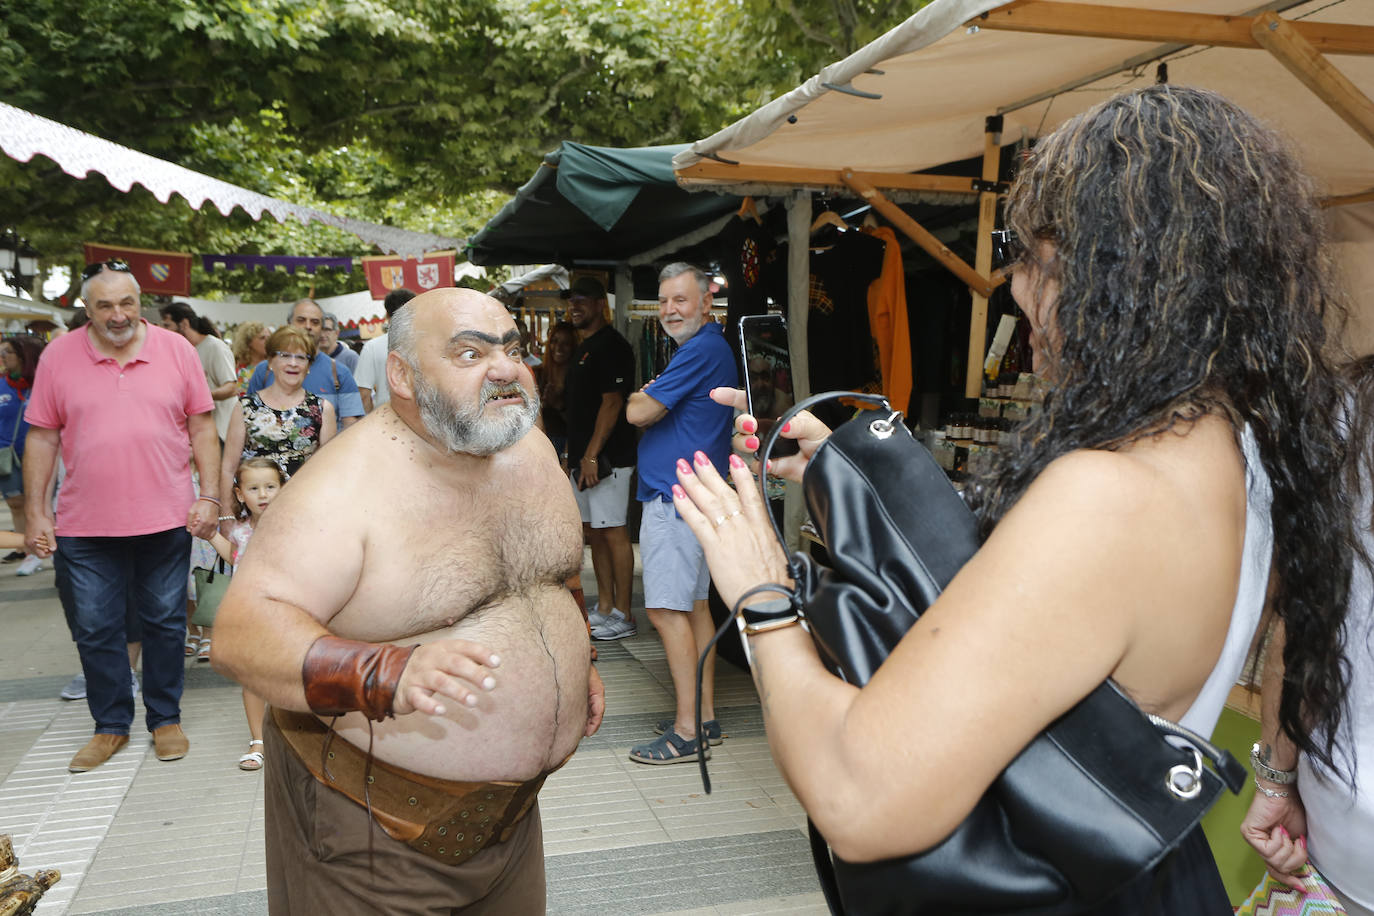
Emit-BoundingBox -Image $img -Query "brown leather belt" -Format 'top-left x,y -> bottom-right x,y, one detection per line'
272,707 -> 548,867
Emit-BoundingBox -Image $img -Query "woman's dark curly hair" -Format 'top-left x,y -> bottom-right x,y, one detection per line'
967,85 -> 1353,772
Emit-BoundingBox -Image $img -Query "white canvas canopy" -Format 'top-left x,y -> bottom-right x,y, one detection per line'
674,0 -> 1374,378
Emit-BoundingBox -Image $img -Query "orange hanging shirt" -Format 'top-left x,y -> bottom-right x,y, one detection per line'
863,226 -> 914,414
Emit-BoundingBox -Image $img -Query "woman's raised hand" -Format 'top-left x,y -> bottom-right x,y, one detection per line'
671,450 -> 793,612
710,387 -> 831,484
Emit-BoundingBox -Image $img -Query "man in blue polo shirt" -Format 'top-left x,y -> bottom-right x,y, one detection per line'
245,299 -> 364,430
625,262 -> 738,765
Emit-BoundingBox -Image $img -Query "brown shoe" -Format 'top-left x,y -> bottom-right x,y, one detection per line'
68,733 -> 129,772
151,724 -> 189,761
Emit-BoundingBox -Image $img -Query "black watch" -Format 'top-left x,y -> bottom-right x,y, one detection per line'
739,597 -> 802,636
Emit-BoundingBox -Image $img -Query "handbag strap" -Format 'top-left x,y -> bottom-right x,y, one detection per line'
755,390 -> 892,562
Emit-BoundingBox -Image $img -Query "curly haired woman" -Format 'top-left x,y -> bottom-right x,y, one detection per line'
677,86 -> 1356,914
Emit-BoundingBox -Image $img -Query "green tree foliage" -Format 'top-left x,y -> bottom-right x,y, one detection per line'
0,0 -> 923,301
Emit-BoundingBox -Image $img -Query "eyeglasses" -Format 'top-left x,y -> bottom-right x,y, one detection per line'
990,229 -> 1022,272
273,351 -> 311,363
81,259 -> 132,281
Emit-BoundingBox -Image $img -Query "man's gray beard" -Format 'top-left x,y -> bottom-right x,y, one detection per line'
414,370 -> 540,456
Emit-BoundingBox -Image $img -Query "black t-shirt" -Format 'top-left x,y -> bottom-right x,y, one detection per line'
807,230 -> 887,396
563,324 -> 637,469
719,215 -> 786,363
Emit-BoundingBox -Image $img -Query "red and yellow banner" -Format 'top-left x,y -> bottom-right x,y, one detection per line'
361,250 -> 456,299
83,243 -> 192,296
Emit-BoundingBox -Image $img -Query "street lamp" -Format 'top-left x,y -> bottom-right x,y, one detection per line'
0,229 -> 41,293
16,240 -> 39,291
0,228 -> 16,274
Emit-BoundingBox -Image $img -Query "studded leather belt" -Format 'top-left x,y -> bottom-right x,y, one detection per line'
271,707 -> 548,867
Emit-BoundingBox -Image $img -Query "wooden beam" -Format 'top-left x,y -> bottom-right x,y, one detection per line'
1322,188 -> 1374,208
677,161 -> 985,195
841,170 -> 999,302
1251,12 -> 1374,151
966,128 -> 1002,399
972,1 -> 1374,55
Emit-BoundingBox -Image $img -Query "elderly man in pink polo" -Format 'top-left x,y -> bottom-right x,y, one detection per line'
23,259 -> 221,773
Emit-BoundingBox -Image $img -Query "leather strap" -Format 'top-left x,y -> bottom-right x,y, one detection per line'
301,635 -> 417,721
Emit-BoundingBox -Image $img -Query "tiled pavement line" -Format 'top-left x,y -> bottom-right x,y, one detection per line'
75,829 -> 827,916
0,700 -> 152,915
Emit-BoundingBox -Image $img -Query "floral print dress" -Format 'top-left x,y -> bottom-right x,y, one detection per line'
239,391 -> 325,478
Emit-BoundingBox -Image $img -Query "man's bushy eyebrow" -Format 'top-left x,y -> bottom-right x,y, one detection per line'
448,329 -> 520,347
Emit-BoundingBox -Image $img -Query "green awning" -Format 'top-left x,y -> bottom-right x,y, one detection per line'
466,142 -> 736,266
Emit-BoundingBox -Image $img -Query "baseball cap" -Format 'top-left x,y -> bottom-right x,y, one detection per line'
567,276 -> 607,300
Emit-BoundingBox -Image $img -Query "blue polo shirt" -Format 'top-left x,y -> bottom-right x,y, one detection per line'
636,323 -> 738,502
246,352 -> 364,427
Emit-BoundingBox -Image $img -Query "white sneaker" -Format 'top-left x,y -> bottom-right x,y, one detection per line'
16,555 -> 43,576
591,610 -> 637,641
60,673 -> 86,701
586,604 -> 612,629
131,668 -> 141,698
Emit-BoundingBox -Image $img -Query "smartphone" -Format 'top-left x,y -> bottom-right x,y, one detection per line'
738,314 -> 800,457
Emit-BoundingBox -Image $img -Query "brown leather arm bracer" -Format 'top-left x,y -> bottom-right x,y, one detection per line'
301,636 -> 418,721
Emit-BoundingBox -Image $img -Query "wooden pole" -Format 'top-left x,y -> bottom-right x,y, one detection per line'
966,120 -> 1002,399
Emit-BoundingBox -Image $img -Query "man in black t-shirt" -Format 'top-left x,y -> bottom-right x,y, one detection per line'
563,277 -> 638,641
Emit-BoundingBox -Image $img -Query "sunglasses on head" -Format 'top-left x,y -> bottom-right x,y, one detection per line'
81,259 -> 132,281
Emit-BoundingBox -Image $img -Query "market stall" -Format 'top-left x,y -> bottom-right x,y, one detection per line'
673,0 -> 1374,396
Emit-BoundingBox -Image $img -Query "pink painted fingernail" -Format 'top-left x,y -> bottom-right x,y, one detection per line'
745,436 -> 759,451
672,484 -> 687,499
781,421 -> 791,433
741,418 -> 757,434
729,454 -> 745,469
694,450 -> 710,467
677,458 -> 693,475
1279,826 -> 1289,838
766,459 -> 773,472
1299,836 -> 1306,849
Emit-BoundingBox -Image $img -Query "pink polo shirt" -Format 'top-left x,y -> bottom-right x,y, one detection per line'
25,321 -> 214,537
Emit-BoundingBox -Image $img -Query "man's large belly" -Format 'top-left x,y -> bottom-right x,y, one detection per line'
326,588 -> 590,782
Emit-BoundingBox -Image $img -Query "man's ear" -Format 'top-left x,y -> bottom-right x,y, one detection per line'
387,352 -> 415,401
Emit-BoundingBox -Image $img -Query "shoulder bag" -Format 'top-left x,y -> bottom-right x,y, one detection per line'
192,557 -> 231,628
704,391 -> 1248,916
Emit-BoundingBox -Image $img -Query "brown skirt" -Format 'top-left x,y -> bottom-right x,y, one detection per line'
263,712 -> 546,915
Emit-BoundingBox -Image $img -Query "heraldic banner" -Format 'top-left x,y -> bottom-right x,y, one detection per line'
84,243 -> 192,297
361,250 -> 456,299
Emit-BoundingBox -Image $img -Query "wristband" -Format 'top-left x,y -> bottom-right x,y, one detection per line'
1250,743 -> 1298,785
218,515 -> 236,522
1253,778 -> 1291,799
301,635 -> 419,721
197,495 -> 221,506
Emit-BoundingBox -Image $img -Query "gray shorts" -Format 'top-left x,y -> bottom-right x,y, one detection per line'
571,466 -> 633,529
639,498 -> 710,612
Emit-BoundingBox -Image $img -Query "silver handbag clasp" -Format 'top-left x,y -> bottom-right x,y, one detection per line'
869,410 -> 902,440
1166,747 -> 1204,800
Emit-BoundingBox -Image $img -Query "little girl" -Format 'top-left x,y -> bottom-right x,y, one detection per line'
208,458 -> 283,771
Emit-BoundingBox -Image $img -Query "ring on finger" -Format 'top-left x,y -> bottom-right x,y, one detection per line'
713,514 -> 728,527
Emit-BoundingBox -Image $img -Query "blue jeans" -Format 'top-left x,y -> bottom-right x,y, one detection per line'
55,528 -> 190,734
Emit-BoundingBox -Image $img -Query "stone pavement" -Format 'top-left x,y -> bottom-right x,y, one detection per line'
0,543 -> 826,915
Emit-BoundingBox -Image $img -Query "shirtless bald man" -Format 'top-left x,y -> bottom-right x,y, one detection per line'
212,288 -> 603,915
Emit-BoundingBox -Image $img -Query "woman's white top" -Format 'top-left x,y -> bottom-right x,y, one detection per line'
1178,425 -> 1272,740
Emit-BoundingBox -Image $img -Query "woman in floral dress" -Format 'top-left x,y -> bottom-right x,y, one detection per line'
219,325 -> 336,511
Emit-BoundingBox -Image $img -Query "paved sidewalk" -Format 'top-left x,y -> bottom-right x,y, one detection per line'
0,544 -> 826,915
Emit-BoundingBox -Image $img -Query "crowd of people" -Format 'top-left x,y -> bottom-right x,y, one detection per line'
13,84 -> 1373,915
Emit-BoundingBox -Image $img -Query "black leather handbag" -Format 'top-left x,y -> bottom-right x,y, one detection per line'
748,391 -> 1248,916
